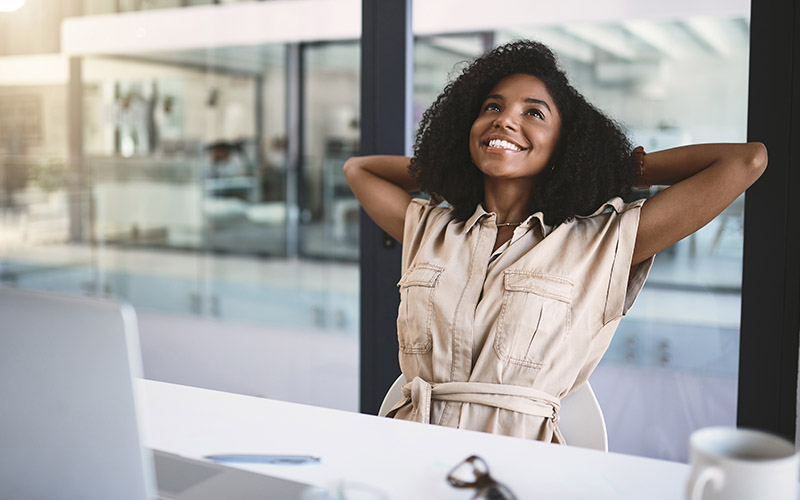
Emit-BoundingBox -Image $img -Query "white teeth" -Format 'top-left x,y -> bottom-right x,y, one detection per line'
488,139 -> 522,151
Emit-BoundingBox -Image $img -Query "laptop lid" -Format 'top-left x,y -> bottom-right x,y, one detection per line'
0,287 -> 330,500
0,287 -> 156,500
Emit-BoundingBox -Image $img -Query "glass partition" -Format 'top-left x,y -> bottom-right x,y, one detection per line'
414,34 -> 487,126
0,59 -> 96,299
1,2 -> 360,412
299,41 -> 360,260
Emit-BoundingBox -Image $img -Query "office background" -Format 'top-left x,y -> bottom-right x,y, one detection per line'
1,0 -> 797,463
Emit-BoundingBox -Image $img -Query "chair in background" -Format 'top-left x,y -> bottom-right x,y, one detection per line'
378,374 -> 608,452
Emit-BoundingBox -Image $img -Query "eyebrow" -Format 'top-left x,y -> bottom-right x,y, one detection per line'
485,94 -> 552,113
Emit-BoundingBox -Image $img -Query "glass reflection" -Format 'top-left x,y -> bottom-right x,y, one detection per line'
300,41 -> 360,260
0,25 -> 360,412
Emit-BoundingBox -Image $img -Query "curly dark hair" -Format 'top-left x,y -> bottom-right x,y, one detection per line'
410,39 -> 637,225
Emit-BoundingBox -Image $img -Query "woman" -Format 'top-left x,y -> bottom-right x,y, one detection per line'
344,40 -> 766,443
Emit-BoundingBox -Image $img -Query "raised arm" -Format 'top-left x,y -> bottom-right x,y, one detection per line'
632,142 -> 768,266
343,155 -> 417,243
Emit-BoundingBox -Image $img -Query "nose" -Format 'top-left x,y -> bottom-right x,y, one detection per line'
493,110 -> 518,131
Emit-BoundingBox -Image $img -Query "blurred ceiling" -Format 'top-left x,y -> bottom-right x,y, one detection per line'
126,17 -> 749,77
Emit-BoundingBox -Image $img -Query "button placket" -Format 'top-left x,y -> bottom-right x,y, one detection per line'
443,220 -> 496,427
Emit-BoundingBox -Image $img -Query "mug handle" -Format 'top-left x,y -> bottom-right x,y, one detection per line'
687,466 -> 725,500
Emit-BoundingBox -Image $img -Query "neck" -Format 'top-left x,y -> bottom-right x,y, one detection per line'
483,178 -> 534,224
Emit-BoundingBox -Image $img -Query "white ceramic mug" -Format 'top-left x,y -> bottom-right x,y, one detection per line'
686,427 -> 799,500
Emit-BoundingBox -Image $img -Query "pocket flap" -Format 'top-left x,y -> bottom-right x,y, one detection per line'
504,271 -> 573,303
397,265 -> 443,288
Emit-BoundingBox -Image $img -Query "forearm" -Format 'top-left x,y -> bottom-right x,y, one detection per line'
343,155 -> 419,192
639,142 -> 767,187
343,155 -> 416,242
632,142 -> 767,264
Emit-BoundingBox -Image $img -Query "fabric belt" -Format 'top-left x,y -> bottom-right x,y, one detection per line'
388,376 -> 561,429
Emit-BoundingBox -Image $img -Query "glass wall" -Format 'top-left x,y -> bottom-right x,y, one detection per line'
0,1 -> 360,411
300,41 -> 360,260
413,12 -> 750,461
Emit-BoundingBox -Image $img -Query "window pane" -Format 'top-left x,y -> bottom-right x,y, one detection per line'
300,41 -> 360,260
1,2 -> 360,412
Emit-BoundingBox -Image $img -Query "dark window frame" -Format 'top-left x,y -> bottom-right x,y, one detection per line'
739,0 -> 800,441
358,0 -> 412,414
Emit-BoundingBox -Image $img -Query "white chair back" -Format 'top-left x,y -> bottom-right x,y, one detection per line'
378,374 -> 608,452
559,380 -> 608,452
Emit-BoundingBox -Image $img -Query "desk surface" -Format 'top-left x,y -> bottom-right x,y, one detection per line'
138,379 -> 690,499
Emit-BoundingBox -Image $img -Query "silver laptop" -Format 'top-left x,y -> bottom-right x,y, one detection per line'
0,287 -> 328,500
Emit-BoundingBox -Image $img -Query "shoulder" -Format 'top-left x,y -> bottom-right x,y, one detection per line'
574,196 -> 646,220
405,198 -> 457,230
562,196 -> 646,230
401,199 -> 462,274
549,196 -> 647,245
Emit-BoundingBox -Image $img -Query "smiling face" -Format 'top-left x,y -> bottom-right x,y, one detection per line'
469,73 -> 562,182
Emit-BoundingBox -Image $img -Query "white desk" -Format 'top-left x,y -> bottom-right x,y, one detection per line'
138,379 -> 691,499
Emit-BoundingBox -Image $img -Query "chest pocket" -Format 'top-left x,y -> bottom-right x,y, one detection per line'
396,264 -> 443,354
494,271 -> 573,369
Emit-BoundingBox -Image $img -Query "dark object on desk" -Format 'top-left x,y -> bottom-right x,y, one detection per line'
206,454 -> 321,465
447,455 -> 519,500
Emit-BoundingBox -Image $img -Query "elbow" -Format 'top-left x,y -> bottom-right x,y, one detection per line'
342,156 -> 360,182
745,142 -> 768,180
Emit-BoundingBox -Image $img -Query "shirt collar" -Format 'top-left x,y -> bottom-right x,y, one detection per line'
464,204 -> 489,232
464,204 -> 552,237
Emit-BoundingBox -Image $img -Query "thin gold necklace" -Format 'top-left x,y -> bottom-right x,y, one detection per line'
496,221 -> 523,227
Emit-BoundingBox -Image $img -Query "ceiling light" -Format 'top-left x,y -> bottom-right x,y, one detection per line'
0,0 -> 26,13
685,17 -> 735,57
562,24 -> 639,61
624,21 -> 689,60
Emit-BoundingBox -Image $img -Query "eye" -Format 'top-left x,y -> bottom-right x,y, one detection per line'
483,102 -> 501,112
526,108 -> 545,120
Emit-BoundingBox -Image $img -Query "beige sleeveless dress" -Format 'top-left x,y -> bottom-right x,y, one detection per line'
388,197 -> 653,443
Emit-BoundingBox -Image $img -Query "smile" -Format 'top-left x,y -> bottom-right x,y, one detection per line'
487,138 -> 524,152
